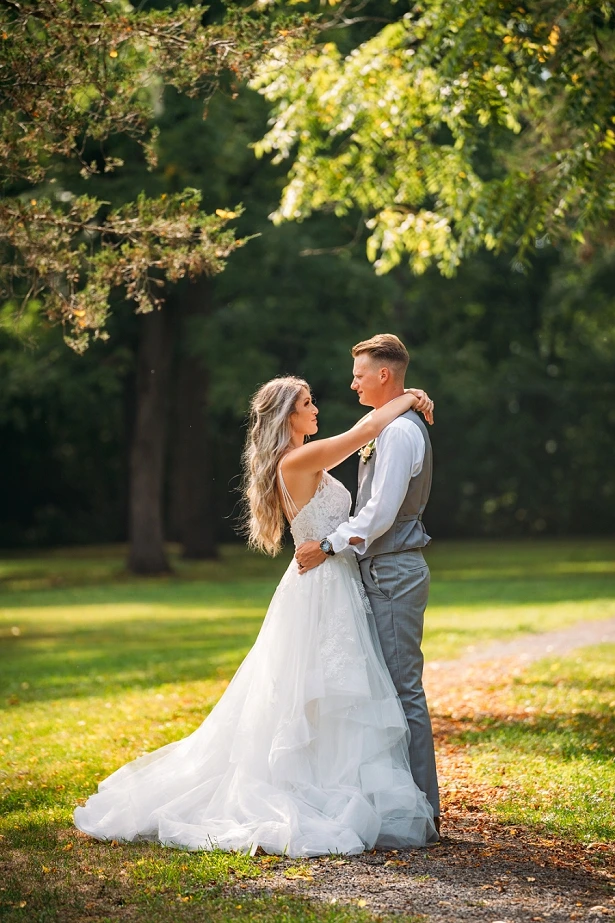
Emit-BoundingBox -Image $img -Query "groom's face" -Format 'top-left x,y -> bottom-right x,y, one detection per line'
351,354 -> 385,407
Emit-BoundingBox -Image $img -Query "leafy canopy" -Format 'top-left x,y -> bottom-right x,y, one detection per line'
253,1 -> 615,275
0,0 -> 310,349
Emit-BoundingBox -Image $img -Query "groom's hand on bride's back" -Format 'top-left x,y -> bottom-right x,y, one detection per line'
295,541 -> 326,574
406,389 -> 434,425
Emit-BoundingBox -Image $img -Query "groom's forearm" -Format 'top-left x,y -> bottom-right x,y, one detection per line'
295,534 -> 363,573
295,540 -> 326,573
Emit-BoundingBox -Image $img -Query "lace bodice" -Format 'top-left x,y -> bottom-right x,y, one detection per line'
283,471 -> 352,546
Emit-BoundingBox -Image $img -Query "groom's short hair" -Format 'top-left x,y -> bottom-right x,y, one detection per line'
351,334 -> 409,377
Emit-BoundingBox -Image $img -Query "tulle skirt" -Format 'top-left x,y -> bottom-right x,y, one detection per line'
74,550 -> 436,857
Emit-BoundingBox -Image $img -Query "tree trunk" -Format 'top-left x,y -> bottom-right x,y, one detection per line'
128,308 -> 172,574
169,278 -> 217,559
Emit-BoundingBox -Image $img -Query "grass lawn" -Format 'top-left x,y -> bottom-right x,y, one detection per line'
1,539 -> 614,921
458,644 -> 615,842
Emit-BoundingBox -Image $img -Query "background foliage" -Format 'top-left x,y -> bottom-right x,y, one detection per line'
0,0 -> 613,554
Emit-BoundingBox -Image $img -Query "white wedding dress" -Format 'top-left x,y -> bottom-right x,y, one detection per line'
74,471 -> 437,856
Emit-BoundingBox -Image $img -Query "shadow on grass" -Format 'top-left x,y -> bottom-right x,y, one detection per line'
0,544 -> 289,597
1,817 -> 62,849
450,704 -> 615,842
0,613 -> 264,705
1,571 -> 614,613
0,578 -> 282,610
460,710 -> 615,762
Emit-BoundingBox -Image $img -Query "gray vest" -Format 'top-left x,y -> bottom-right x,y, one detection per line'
355,409 -> 432,559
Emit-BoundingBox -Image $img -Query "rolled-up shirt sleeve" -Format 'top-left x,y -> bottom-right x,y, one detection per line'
328,418 -> 425,555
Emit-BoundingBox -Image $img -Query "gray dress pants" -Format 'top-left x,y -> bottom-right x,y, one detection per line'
359,549 -> 440,817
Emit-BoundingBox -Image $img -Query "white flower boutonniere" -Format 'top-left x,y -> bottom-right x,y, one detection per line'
359,439 -> 376,464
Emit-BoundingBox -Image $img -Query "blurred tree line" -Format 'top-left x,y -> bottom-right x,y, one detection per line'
1,1 -> 614,568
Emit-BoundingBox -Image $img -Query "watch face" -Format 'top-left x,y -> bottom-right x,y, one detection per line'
320,539 -> 332,554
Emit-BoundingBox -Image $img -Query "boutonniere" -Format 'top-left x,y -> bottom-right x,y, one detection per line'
359,439 -> 376,464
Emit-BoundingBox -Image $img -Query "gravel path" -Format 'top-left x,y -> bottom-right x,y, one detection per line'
427,615 -> 615,672
245,821 -> 614,922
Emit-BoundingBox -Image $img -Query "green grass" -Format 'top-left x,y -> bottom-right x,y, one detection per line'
1,834 -> 422,922
459,644 -> 615,842
1,539 -> 614,921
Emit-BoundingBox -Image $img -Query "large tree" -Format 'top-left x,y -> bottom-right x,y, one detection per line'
253,0 -> 615,275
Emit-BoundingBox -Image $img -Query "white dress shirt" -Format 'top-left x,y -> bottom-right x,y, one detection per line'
328,417 -> 425,556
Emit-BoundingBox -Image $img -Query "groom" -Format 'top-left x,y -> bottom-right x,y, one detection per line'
295,333 -> 440,834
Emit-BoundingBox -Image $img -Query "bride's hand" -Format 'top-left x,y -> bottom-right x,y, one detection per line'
406,388 -> 434,425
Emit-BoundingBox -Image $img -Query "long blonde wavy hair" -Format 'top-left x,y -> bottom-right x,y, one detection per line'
242,375 -> 310,556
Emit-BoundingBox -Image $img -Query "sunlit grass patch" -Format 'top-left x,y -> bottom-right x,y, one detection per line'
131,848 -> 262,892
459,644 -> 615,842
0,679 -> 232,839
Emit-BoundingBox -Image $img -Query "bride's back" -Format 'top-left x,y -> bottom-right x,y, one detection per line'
278,468 -> 352,547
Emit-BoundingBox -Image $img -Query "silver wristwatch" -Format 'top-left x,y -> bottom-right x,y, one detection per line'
319,538 -> 335,556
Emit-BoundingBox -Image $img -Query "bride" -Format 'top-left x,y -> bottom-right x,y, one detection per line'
74,376 -> 438,856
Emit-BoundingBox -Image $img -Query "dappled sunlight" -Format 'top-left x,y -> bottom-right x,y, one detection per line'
431,645 -> 615,843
